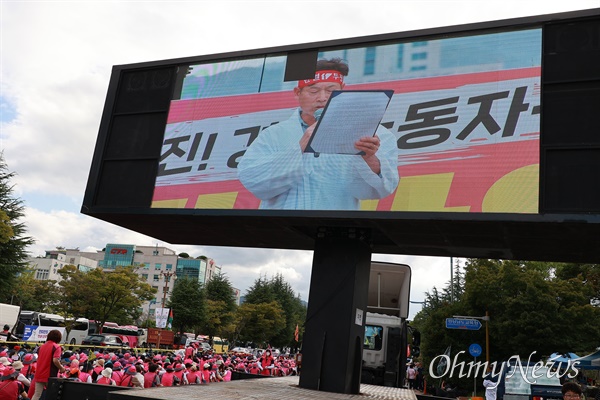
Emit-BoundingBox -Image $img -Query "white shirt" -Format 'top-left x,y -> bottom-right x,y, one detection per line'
238,109 -> 399,210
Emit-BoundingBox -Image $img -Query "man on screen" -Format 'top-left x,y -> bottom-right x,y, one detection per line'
237,58 -> 399,210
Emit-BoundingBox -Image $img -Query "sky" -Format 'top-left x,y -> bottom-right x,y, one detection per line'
1,1 -> 598,321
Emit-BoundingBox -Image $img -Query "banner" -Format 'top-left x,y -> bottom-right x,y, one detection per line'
23,326 -> 66,342
155,307 -> 169,329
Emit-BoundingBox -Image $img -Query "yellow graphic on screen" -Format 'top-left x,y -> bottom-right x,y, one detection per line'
152,198 -> 188,208
390,173 -> 471,212
482,165 -> 538,213
194,192 -> 238,209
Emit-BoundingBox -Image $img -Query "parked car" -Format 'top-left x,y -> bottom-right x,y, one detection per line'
81,334 -> 130,349
230,346 -> 251,355
200,342 -> 212,352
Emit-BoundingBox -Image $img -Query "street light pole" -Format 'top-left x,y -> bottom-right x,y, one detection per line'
160,271 -> 175,308
450,257 -> 454,302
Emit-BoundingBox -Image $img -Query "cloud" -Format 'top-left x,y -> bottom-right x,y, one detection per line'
5,1 -> 598,322
24,204 -> 456,318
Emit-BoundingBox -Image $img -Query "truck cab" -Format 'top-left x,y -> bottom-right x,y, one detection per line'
362,262 -> 411,387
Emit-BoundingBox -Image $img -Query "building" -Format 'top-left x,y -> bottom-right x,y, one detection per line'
26,248 -> 98,281
26,244 -> 224,320
86,244 -> 221,320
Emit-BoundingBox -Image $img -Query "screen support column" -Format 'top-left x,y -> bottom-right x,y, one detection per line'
299,227 -> 372,394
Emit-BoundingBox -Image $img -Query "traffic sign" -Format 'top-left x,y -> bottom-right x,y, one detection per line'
469,343 -> 482,357
445,318 -> 482,330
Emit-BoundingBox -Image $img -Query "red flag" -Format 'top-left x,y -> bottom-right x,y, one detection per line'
294,324 -> 299,342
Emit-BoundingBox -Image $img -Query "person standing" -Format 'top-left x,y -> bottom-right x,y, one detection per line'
483,366 -> 498,400
260,350 -> 274,376
238,58 -> 399,210
406,363 -> 417,389
30,330 -> 65,400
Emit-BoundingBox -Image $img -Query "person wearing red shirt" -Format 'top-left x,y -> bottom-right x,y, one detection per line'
143,363 -> 161,388
260,350 -> 274,376
30,330 -> 65,400
160,366 -> 178,387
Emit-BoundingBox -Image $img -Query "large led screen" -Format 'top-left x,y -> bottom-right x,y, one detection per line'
152,29 -> 541,213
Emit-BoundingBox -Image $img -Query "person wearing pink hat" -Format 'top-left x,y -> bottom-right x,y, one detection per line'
111,362 -> 124,385
0,366 -> 29,399
21,353 -> 36,381
173,363 -> 188,385
126,365 -> 144,389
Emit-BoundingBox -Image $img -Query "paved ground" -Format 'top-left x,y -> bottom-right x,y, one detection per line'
107,376 -> 418,400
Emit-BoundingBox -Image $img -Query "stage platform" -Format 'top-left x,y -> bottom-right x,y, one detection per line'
106,376 -> 418,400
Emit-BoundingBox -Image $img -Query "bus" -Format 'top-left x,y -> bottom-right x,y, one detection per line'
100,323 -> 141,348
16,311 -> 90,345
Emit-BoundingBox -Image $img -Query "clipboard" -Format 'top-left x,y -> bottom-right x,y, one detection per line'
305,90 -> 394,155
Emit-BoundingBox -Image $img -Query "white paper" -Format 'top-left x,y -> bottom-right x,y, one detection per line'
307,91 -> 392,155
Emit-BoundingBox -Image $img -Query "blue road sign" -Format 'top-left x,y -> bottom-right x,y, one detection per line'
445,318 -> 482,330
469,343 -> 482,357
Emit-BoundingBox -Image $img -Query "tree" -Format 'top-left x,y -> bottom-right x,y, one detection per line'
234,301 -> 286,347
413,259 -> 600,391
243,276 -> 274,304
0,154 -> 35,302
56,265 -> 99,319
10,269 -> 61,311
57,266 -> 156,328
168,277 -> 206,336
242,273 -> 306,348
88,267 -> 157,325
265,274 -> 305,348
202,273 -> 237,342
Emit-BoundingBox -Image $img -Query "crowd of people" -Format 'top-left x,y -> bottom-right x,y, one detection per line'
0,329 -> 299,399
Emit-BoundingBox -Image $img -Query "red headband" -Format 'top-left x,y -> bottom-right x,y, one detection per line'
298,70 -> 345,88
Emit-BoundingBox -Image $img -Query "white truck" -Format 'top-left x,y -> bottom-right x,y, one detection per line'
0,303 -> 21,341
362,262 -> 412,387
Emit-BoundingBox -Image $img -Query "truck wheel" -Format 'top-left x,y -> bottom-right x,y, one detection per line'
70,338 -> 76,345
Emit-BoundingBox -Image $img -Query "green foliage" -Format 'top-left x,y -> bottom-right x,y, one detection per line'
234,301 -> 286,346
168,277 -> 206,335
242,273 -> 306,348
414,259 -> 600,391
201,273 -> 237,340
10,269 -> 61,311
0,154 -> 35,301
54,266 -> 156,328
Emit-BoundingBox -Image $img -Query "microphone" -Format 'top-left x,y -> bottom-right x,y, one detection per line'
313,109 -> 323,122
312,109 -> 323,158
